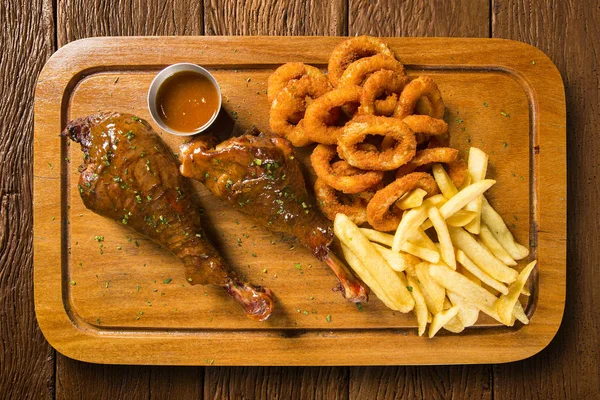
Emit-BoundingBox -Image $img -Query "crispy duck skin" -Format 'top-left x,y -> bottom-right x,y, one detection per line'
179,129 -> 369,303
63,112 -> 274,321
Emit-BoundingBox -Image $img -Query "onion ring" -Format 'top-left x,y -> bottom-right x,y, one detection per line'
267,62 -> 329,103
304,86 -> 362,145
269,76 -> 332,147
314,177 -> 377,226
447,159 -> 468,187
328,36 -> 395,87
367,172 -> 439,231
394,76 -> 445,119
337,115 -> 416,171
338,54 -> 406,87
394,147 -> 459,178
310,144 -> 384,194
402,115 -> 448,136
359,70 -> 411,116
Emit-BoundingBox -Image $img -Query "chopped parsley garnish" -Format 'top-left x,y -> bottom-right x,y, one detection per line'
406,286 -> 413,292
163,278 -> 172,284
326,314 -> 332,323
294,263 -> 302,270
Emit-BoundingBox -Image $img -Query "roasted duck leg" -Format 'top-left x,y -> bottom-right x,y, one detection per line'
179,129 -> 369,303
63,112 -> 274,321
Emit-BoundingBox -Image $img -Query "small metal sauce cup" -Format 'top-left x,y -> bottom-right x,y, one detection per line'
147,63 -> 222,136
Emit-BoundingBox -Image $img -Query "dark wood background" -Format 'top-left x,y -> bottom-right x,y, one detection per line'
1,0 -> 598,398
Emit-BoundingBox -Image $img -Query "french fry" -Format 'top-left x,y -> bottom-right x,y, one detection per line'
407,275 -> 428,336
446,210 -> 478,227
428,206 -> 456,269
455,249 -> 509,295
432,163 -> 459,198
396,188 -> 428,210
402,242 -> 440,263
495,261 -> 537,325
340,243 -> 399,310
429,306 -> 459,338
334,214 -> 415,312
407,227 -> 438,252
438,179 -> 496,220
442,298 -> 465,333
513,301 -> 530,324
449,226 -> 518,283
447,291 -> 479,327
481,196 -> 529,260
478,224 -> 518,266
428,263 -> 526,325
459,263 -> 481,286
373,242 -> 410,272
416,262 -> 445,315
392,205 -> 429,252
464,147 -> 488,234
360,228 -> 394,246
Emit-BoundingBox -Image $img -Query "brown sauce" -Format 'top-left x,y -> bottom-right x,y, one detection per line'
156,71 -> 220,132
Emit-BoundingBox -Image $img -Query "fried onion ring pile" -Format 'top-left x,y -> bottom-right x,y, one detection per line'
270,75 -> 332,146
267,36 -> 470,230
328,36 -> 395,87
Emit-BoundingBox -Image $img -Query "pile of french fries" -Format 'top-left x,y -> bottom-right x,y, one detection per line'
334,147 -> 536,338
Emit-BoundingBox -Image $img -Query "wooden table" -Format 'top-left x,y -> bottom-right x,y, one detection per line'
1,0 -> 598,398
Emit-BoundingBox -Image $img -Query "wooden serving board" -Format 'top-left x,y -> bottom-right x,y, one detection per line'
34,37 -> 566,366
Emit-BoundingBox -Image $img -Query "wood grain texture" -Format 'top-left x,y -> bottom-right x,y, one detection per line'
347,3 -> 493,399
349,366 -> 492,399
204,0 -> 347,35
57,0 -> 204,46
348,0 -> 490,37
0,0 -> 55,399
204,367 -> 348,399
56,358 -> 203,400
492,0 -> 600,397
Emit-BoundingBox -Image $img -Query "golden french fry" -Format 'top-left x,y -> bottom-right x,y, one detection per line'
455,249 -> 509,295
396,188 -> 428,210
407,227 -> 438,252
429,306 -> 459,338
447,291 -> 479,327
464,147 -> 488,234
449,226 -> 518,283
340,244 -> 399,310
442,298 -> 465,333
392,205 -> 429,252
513,301 -> 530,325
372,242 -> 410,272
446,210 -> 478,227
402,242 -> 440,263
481,196 -> 530,260
439,179 -> 496,219
459,263 -> 481,286
416,262 -> 445,315
432,163 -> 459,199
428,206 -> 456,269
334,214 -> 414,312
495,261 -> 537,325
407,275 -> 428,336
478,224 -> 518,266
360,228 -> 394,246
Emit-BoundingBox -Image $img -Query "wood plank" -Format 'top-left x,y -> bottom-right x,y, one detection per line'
348,0 -> 489,37
347,3 -> 493,399
56,0 -> 204,47
0,0 -> 55,398
204,0 -> 347,35
204,367 -> 348,399
54,2 -> 205,399
492,0 -> 600,397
